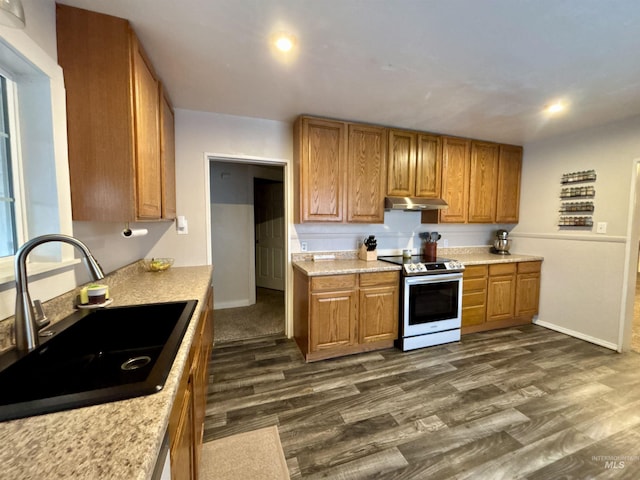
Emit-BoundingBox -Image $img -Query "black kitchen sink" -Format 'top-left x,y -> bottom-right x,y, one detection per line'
0,300 -> 197,422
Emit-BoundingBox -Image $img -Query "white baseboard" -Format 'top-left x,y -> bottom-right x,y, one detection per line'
534,319 -> 619,351
214,299 -> 253,310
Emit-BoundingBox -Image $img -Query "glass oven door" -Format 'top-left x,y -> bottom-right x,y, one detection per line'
403,273 -> 462,336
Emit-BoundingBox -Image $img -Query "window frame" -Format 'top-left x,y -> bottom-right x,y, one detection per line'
0,28 -> 77,297
0,73 -> 25,267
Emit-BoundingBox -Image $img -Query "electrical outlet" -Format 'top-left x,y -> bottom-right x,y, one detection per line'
443,239 -> 449,247
596,222 -> 607,234
301,241 -> 308,252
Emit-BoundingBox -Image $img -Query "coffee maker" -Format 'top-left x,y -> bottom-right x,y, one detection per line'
492,229 -> 511,255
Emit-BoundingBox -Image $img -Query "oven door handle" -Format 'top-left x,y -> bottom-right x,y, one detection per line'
404,272 -> 463,285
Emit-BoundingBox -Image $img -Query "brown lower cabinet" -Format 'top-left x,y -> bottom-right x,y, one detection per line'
294,269 -> 399,362
461,265 -> 488,328
168,287 -> 214,480
462,261 -> 541,334
487,263 -> 517,322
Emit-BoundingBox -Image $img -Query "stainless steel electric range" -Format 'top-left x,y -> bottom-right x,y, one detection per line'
378,255 -> 465,351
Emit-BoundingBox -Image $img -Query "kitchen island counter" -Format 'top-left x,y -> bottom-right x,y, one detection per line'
0,262 -> 213,480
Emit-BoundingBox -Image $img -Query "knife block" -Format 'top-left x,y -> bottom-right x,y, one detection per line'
358,244 -> 377,261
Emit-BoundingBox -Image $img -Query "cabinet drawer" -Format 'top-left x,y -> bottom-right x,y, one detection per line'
463,265 -> 488,278
463,278 -> 487,292
462,305 -> 486,326
311,274 -> 357,291
463,290 -> 486,308
360,271 -> 400,287
489,263 -> 517,276
518,261 -> 541,274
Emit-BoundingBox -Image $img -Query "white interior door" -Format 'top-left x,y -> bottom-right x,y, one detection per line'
255,179 -> 285,290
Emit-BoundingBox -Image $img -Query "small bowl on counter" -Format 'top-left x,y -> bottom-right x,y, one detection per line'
143,257 -> 174,272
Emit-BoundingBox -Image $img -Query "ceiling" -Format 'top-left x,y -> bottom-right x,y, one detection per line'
55,0 -> 640,145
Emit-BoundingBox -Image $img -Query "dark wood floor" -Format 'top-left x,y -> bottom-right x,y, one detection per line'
205,325 -> 640,479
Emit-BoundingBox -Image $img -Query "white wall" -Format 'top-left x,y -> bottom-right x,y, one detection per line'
210,161 -> 284,309
210,162 -> 255,309
71,221 -> 174,283
514,114 -> 640,349
149,110 -> 292,267
21,0 -> 57,61
294,215 -> 508,254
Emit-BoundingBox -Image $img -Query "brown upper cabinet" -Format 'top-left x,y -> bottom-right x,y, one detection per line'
387,130 -> 441,199
294,116 -> 386,224
430,136 -> 471,223
56,4 -> 176,222
294,115 -> 522,225
424,139 -> 522,224
294,117 -> 346,222
468,141 -> 500,223
347,123 -> 387,223
496,144 -> 523,223
160,88 -> 177,219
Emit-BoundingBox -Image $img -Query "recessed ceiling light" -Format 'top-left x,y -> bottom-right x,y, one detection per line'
545,101 -> 566,115
273,33 -> 296,52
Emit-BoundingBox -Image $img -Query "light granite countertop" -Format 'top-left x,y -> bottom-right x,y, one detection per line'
0,263 -> 213,480
293,259 -> 402,276
450,251 -> 544,265
292,247 -> 543,276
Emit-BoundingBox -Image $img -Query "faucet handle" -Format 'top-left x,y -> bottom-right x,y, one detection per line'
33,300 -> 50,329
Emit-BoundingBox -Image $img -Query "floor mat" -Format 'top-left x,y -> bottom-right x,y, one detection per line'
199,425 -> 289,480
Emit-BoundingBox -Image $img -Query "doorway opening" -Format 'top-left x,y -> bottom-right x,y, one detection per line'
623,160 -> 640,353
209,159 -> 286,343
633,267 -> 640,352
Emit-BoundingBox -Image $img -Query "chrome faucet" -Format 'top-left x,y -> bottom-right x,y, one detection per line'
14,234 -> 105,352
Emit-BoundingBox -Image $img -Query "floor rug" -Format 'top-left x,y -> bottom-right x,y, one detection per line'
199,425 -> 289,480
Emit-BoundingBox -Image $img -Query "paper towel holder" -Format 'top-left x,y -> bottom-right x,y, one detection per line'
122,223 -> 148,238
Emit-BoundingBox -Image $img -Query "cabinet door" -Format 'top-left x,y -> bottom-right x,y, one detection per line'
468,141 -> 499,223
515,262 -> 541,317
160,88 -> 177,219
387,129 -> 416,197
347,124 -> 387,223
57,4 -> 137,222
171,385 -> 194,480
415,134 -> 442,198
515,273 -> 540,317
496,145 -> 522,223
439,137 -> 471,223
133,39 -> 162,219
310,290 -> 357,352
359,285 -> 399,343
296,117 -> 346,222
191,314 -> 208,473
486,264 -> 516,321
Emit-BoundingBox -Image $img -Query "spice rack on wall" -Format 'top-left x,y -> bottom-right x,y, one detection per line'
558,170 -> 596,227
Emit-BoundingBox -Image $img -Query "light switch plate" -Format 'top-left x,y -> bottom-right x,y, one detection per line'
596,222 -> 607,234
176,216 -> 188,235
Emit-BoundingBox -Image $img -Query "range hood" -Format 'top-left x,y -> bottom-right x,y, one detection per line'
384,196 -> 448,211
